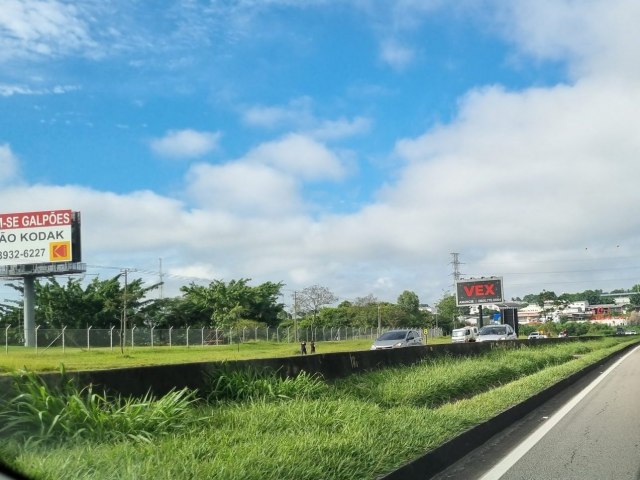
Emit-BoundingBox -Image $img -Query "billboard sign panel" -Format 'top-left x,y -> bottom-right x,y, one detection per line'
0,210 -> 73,266
455,277 -> 504,306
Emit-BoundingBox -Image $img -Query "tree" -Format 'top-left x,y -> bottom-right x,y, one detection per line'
297,285 -> 338,328
180,278 -> 285,328
435,293 -> 457,334
630,284 -> 640,306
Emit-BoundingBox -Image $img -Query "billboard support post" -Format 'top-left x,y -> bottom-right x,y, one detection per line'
23,276 -> 36,347
0,210 -> 85,347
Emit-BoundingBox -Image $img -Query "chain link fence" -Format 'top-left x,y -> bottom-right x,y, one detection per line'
3,326 -> 443,351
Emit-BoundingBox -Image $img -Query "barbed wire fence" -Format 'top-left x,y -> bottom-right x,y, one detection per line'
3,325 -> 443,352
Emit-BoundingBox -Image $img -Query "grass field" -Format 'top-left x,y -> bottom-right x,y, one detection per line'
1,337 -> 453,374
2,337 -> 638,480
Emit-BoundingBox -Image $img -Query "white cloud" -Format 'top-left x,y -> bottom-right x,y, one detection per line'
150,129 -> 221,159
242,98 -> 371,140
0,0 -> 97,61
490,0 -> 640,81
244,134 -> 346,180
185,162 -> 301,215
0,144 -> 20,184
0,83 -> 79,96
379,39 -> 415,70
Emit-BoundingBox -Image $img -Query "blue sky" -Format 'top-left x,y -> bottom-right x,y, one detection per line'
1,0 -> 640,307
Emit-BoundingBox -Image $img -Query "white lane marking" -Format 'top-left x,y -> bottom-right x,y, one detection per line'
478,344 -> 640,480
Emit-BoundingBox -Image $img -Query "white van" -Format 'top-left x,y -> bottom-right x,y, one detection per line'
451,326 -> 478,343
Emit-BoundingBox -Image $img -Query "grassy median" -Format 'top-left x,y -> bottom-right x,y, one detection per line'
1,337 -> 638,480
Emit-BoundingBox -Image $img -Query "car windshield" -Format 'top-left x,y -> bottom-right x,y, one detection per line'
479,326 -> 507,335
452,330 -> 466,337
377,331 -> 408,341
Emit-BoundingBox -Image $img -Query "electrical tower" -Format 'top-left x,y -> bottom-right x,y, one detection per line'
450,252 -> 465,287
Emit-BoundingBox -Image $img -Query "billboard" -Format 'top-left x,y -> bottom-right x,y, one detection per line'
0,210 -> 75,266
455,277 -> 504,306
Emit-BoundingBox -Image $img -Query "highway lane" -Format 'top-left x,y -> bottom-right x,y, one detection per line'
433,344 -> 640,480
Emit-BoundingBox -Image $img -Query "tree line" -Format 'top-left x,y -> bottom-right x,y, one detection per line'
0,276 -> 436,331
1,276 -> 639,334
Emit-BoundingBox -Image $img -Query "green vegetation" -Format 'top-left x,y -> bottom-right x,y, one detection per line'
0,338 -> 451,374
0,369 -> 198,444
0,340 -> 373,374
2,337 -> 637,480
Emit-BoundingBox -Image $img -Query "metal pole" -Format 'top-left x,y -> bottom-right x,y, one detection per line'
34,325 -> 40,355
151,326 -> 155,348
62,326 -> 67,353
294,291 -> 298,343
169,326 -> 173,348
23,276 -> 36,347
186,326 -> 191,348
131,325 -> 136,348
201,327 -> 204,347
87,326 -> 92,350
110,326 -> 115,351
5,324 -> 10,354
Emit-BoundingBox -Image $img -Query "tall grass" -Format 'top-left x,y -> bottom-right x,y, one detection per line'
204,366 -> 327,402
332,340 -> 612,408
0,368 -> 198,444
3,337 -> 637,480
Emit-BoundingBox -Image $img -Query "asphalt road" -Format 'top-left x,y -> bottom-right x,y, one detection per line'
433,345 -> 640,480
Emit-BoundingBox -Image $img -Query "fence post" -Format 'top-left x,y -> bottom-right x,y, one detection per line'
215,328 -> 219,346
35,325 -> 40,355
186,326 -> 191,348
5,324 -> 10,354
266,326 -> 270,342
131,326 -> 136,348
286,327 -> 290,342
62,326 -> 67,353
110,326 -> 115,351
255,327 -> 258,341
201,327 -> 205,347
242,327 -> 246,342
151,326 -> 155,348
87,326 -> 92,350
276,326 -> 280,343
169,326 -> 173,348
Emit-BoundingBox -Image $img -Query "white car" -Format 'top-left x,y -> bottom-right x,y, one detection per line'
476,324 -> 517,342
528,332 -> 547,340
370,329 -> 423,350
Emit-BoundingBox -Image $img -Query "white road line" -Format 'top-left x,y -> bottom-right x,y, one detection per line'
478,344 -> 640,480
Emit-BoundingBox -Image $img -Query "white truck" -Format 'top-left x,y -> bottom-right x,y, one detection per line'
451,326 -> 478,343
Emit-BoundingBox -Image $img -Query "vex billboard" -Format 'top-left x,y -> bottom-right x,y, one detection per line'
455,277 -> 504,306
0,210 -> 75,266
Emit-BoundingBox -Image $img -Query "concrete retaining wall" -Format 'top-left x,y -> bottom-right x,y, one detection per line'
0,337 -> 592,399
